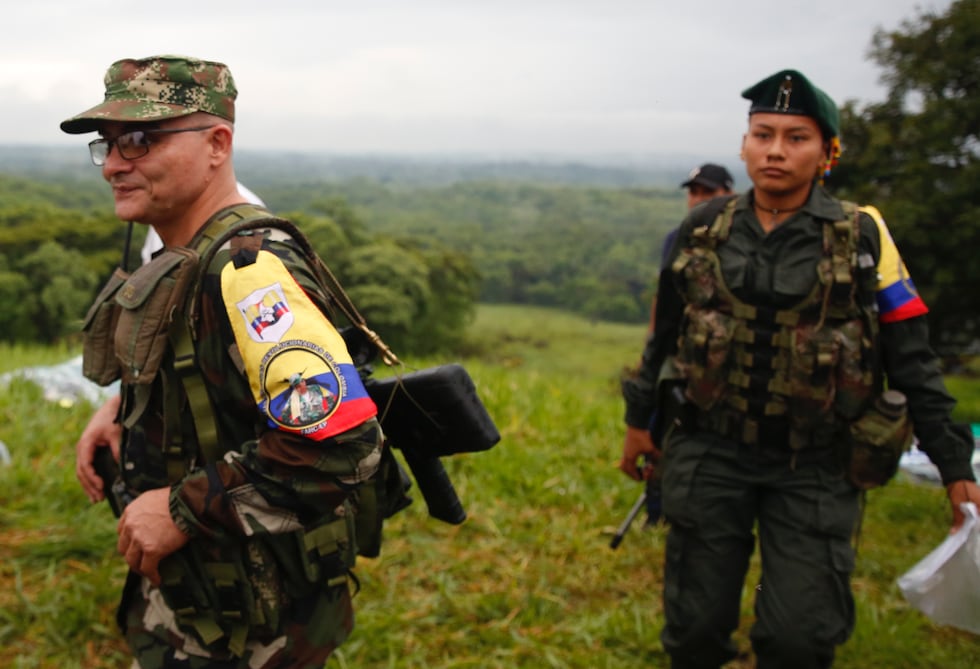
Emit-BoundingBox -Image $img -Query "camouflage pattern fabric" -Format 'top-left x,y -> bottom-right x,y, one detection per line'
123,576 -> 352,669
100,208 -> 383,664
61,55 -> 236,134
668,189 -> 873,451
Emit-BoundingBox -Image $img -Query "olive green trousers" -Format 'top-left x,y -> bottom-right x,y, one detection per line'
659,430 -> 860,669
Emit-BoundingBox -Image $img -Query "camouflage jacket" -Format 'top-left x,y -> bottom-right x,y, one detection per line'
111,205 -> 383,542
83,204 -> 385,657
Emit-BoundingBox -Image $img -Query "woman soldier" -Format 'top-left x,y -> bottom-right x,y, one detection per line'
620,69 -> 980,669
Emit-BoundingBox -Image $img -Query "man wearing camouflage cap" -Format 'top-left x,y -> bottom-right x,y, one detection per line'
620,69 -> 980,667
67,55 -> 390,668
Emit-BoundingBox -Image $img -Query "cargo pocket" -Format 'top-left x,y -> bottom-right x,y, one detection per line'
813,481 -> 859,644
813,470 -> 860,577
660,433 -> 713,528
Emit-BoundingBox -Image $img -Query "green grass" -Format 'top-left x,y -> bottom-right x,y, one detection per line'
1,306 -> 978,668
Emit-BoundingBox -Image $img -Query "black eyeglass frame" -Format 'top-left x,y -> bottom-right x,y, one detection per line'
87,125 -> 217,166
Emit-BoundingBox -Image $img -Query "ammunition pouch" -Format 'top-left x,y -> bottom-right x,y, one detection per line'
114,247 -> 200,385
157,507 -> 355,658
845,395 -> 914,490
80,267 -> 129,386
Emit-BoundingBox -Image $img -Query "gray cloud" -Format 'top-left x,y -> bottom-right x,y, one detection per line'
2,0 -> 953,159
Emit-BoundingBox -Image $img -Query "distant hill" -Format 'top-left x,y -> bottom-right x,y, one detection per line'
0,145 -> 726,190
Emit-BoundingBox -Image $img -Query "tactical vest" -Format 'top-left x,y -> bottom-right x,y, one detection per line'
81,204 -> 398,657
669,197 -> 881,451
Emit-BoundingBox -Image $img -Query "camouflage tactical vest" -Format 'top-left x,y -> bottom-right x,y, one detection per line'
670,197 -> 881,450
81,204 -> 396,657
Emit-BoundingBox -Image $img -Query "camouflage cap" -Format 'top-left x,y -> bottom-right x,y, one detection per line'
60,55 -> 236,134
741,69 -> 839,139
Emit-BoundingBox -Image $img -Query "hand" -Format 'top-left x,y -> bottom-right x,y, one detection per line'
946,479 -> 980,533
620,425 -> 660,481
75,395 -> 123,503
117,487 -> 190,585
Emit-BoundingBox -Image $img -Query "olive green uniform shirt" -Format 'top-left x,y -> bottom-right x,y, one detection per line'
623,185 -> 976,484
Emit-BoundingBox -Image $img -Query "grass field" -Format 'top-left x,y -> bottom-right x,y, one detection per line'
1,304 -> 978,668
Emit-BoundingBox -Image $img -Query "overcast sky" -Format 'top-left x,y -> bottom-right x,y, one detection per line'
1,0 -> 953,162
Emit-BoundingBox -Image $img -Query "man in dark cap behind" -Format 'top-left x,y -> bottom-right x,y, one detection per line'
680,163 -> 735,212
634,163 -> 735,526
657,163 -> 736,280
66,55 -> 389,668
620,68 -> 980,667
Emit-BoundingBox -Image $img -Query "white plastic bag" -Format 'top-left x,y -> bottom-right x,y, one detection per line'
897,502 -> 980,634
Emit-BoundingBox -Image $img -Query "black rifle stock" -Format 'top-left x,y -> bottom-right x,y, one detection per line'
364,364 -> 500,526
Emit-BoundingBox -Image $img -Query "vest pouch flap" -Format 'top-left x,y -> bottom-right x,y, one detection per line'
82,267 -> 130,386
115,247 -> 200,385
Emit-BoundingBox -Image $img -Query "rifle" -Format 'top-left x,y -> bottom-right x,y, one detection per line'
364,363 -> 500,525
610,451 -> 666,549
610,385 -> 683,549
609,489 -> 647,549
92,445 -> 134,517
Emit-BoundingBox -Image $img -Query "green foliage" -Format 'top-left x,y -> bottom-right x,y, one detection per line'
1,309 -> 979,668
833,0 -> 980,354
258,178 -> 682,325
0,175 -> 479,355
0,241 -> 98,343
945,373 -> 980,422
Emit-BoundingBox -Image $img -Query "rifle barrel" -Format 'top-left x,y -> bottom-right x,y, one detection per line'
609,490 -> 647,549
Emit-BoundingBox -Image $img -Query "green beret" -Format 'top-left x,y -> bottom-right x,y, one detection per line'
60,55 -> 237,134
741,69 -> 839,139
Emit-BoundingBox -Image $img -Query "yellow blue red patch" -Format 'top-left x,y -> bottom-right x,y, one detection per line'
222,249 -> 376,440
862,205 -> 928,323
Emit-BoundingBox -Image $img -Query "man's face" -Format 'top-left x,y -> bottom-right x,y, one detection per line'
96,116 -> 217,226
686,183 -> 724,210
741,112 -> 826,199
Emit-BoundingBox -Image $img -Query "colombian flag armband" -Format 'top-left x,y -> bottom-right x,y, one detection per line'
221,249 -> 376,440
862,205 -> 928,323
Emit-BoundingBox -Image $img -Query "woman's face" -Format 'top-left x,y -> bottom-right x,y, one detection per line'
741,112 -> 827,200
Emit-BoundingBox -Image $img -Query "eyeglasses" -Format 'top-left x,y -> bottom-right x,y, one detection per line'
87,125 -> 216,166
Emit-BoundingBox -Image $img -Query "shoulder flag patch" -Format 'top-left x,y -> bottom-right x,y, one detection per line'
861,205 -> 929,323
222,249 -> 376,440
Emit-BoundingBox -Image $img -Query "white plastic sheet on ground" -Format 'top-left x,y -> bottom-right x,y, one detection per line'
0,355 -> 117,407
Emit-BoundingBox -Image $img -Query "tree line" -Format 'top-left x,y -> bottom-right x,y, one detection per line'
0,172 -> 682,353
831,0 -> 980,356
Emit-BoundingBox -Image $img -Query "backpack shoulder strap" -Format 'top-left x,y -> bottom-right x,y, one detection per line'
168,204 -> 274,469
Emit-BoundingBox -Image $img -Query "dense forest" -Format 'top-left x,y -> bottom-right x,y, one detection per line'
0,161 -> 686,354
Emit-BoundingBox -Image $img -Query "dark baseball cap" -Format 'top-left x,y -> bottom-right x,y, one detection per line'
681,163 -> 734,191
